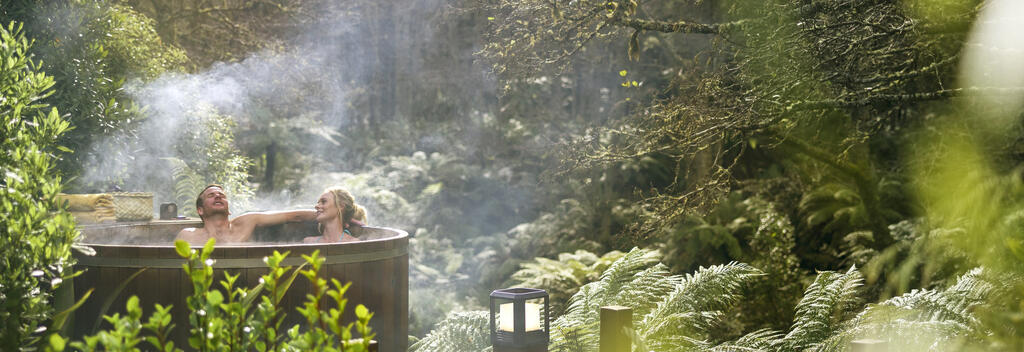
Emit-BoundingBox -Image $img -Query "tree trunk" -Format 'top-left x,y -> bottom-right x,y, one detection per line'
262,141 -> 277,193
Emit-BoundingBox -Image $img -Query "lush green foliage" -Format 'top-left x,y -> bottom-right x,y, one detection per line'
511,249 -> 627,315
1,0 -> 187,189
412,249 -> 765,352
7,0 -> 1024,349
415,255 -> 1010,352
717,267 -> 1013,352
167,107 -> 255,216
69,239 -> 374,352
0,21 -> 81,351
473,0 -> 1024,347
408,311 -> 490,352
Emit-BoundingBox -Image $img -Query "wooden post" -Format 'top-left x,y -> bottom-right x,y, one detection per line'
851,339 -> 886,352
600,306 -> 632,352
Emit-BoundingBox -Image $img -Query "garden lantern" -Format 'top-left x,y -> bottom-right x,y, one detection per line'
490,288 -> 549,352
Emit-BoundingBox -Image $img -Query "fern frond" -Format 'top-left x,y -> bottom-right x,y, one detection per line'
164,157 -> 206,215
638,262 -> 763,351
550,283 -> 601,351
814,318 -> 974,352
550,248 -> 664,352
595,247 -> 663,295
513,256 -> 584,289
710,328 -> 786,352
614,264 -> 677,319
408,310 -> 490,352
782,266 -> 864,351
856,267 -> 991,329
816,268 -> 1002,352
557,248 -> 661,320
550,252 -> 761,352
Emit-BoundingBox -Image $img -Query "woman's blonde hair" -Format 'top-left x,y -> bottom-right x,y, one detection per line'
323,187 -> 367,229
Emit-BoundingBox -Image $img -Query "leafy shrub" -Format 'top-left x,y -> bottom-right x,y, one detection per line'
0,21 -> 81,351
70,239 -> 375,352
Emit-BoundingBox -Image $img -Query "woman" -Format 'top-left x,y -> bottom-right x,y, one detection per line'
304,187 -> 368,243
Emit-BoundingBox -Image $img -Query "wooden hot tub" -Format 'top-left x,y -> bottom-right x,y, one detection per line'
71,220 -> 408,352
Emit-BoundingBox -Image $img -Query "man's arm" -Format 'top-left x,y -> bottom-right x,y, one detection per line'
234,209 -> 316,227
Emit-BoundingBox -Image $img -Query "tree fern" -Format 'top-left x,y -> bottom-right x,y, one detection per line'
712,265 -> 1012,352
416,250 -> 763,352
799,183 -> 868,235
165,156 -> 207,215
408,311 -> 491,352
550,248 -> 667,351
637,262 -> 762,351
814,268 -> 1003,351
160,108 -> 254,216
511,250 -> 628,315
617,265 -> 681,320
782,266 -> 863,351
854,220 -> 971,299
709,329 -> 785,352
880,268 -> 992,326
710,267 -> 863,352
552,253 -> 761,351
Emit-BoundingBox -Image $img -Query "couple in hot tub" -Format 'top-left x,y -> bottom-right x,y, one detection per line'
175,184 -> 367,245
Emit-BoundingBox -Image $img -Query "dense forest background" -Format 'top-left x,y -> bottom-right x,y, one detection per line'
3,0 -> 1024,350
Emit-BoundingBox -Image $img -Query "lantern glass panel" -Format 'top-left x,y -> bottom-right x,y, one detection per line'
497,298 -> 545,332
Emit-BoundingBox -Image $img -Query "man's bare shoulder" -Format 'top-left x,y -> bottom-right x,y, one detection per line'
175,227 -> 209,244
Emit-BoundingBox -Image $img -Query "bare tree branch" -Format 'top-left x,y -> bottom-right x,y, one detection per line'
786,87 -> 1024,111
611,17 -> 748,34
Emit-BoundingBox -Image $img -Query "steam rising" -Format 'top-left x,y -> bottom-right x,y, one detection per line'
68,0 -> 566,337
79,4 -> 383,212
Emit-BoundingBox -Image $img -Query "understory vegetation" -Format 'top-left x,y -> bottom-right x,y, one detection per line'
4,0 -> 1024,351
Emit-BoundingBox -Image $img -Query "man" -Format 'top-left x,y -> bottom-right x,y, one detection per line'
176,184 -> 315,244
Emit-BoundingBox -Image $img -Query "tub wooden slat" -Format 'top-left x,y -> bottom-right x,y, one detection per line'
377,257 -> 396,350
72,262 -> 99,335
396,252 -> 409,352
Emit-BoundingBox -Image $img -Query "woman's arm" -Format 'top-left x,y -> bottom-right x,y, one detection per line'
236,209 -> 316,227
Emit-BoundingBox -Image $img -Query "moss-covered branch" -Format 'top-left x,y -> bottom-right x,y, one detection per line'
787,87 -> 1024,111
611,17 -> 747,34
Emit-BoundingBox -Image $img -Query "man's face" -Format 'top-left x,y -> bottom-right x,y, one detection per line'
197,187 -> 229,218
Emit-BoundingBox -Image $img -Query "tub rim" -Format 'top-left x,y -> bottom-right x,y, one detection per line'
74,226 -> 408,269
